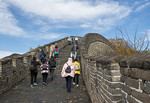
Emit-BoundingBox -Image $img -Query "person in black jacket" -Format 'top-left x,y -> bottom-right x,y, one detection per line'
48,56 -> 56,82
30,57 -> 40,87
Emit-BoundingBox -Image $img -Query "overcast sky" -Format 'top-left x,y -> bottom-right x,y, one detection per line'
0,0 -> 150,59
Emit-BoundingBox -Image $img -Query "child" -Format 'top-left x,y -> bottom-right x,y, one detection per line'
41,59 -> 49,86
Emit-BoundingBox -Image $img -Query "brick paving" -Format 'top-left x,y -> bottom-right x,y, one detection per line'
0,45 -> 91,103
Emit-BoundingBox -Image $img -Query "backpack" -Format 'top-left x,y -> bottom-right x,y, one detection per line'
75,64 -> 80,70
29,64 -> 36,72
65,63 -> 71,73
41,52 -> 46,58
42,64 -> 47,70
55,48 -> 58,52
50,60 -> 56,67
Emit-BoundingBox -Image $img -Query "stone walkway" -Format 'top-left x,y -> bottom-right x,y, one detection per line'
0,45 -> 91,103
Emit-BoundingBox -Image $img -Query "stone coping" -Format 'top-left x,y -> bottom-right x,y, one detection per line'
119,53 -> 150,69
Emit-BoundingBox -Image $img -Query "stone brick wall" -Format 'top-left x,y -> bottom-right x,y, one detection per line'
0,37 -> 69,95
80,33 -> 123,103
119,53 -> 150,103
80,33 -> 150,103
88,41 -> 113,56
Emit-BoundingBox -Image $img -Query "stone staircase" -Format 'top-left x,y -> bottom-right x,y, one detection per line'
0,44 -> 91,103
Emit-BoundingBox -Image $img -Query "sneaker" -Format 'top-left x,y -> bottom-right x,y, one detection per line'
76,84 -> 79,87
33,83 -> 38,86
31,85 -> 33,88
73,82 -> 75,85
43,82 -> 46,85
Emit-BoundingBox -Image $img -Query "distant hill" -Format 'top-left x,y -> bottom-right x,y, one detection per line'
2,53 -> 21,59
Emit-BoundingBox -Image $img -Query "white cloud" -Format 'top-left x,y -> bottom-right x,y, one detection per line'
80,24 -> 90,28
6,0 -> 131,22
0,0 -> 27,37
33,33 -> 63,40
1,0 -> 132,39
147,30 -> 150,35
135,2 -> 150,12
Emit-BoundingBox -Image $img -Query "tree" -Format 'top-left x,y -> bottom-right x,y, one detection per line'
116,26 -> 149,52
30,47 -> 34,52
110,26 -> 149,56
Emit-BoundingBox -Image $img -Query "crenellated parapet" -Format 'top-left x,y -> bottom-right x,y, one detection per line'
80,33 -> 150,103
119,53 -> 150,103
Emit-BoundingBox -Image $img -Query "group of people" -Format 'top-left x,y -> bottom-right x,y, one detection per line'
61,37 -> 80,93
29,38 -> 81,94
67,36 -> 78,45
29,43 -> 59,87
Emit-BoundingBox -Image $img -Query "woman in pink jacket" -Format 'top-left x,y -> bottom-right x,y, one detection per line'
61,58 -> 75,93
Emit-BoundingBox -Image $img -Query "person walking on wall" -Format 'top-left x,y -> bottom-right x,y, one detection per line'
48,56 -> 56,82
49,43 -> 55,59
75,37 -> 78,45
67,36 -> 72,45
73,59 -> 80,87
53,45 -> 59,58
41,59 -> 49,86
30,57 -> 40,87
72,43 -> 78,60
40,48 -> 46,63
61,58 -> 75,93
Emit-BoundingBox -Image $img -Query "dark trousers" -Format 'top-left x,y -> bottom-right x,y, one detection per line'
73,74 -> 79,84
75,41 -> 78,45
55,54 -> 58,58
42,73 -> 48,83
49,69 -> 55,81
41,57 -> 44,63
65,76 -> 73,93
30,72 -> 37,85
68,41 -> 71,45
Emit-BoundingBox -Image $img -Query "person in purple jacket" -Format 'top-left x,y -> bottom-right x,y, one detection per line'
41,59 -> 49,86
61,58 -> 75,93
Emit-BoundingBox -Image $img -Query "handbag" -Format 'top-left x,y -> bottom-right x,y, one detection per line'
65,63 -> 71,73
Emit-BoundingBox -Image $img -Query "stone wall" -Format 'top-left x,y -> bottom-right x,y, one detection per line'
119,53 -> 150,103
0,37 -> 68,95
80,33 -> 123,103
80,33 -> 150,103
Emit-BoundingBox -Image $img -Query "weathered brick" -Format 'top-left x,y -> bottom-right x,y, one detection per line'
112,76 -> 120,82
103,74 -> 112,81
145,81 -> 150,94
125,77 -> 139,89
122,85 -> 132,95
130,68 -> 150,81
131,90 -> 150,103
120,75 -> 127,82
108,87 -> 122,95
140,81 -> 145,92
104,69 -> 111,75
109,63 -> 120,70
120,68 -> 129,76
111,70 -> 121,76
127,95 -> 139,103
